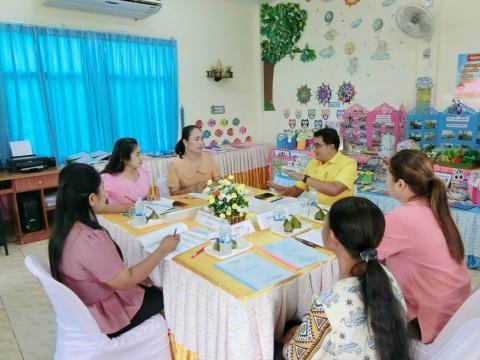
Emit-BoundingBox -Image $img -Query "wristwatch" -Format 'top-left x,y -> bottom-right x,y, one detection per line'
303,175 -> 310,183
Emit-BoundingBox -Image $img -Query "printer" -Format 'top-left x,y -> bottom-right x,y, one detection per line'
6,155 -> 56,172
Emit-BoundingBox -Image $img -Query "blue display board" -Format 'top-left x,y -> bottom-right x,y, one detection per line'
406,107 -> 442,152
439,102 -> 479,149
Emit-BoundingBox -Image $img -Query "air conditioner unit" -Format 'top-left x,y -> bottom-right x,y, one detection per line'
44,0 -> 162,20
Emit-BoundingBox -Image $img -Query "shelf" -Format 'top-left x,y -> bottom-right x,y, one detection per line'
0,188 -> 13,196
206,70 -> 233,82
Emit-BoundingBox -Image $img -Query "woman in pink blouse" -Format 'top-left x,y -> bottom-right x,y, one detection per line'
101,138 -> 151,213
377,150 -> 470,344
49,163 -> 179,337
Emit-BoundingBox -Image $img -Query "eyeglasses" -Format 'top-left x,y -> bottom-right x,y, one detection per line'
313,143 -> 329,149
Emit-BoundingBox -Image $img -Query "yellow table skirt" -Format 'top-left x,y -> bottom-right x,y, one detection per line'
169,332 -> 198,360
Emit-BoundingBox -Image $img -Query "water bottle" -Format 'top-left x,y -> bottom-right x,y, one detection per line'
133,197 -> 146,225
219,220 -> 233,256
273,206 -> 286,222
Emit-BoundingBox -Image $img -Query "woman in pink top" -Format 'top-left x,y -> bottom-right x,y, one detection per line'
49,163 -> 179,337
101,138 -> 151,213
377,150 -> 470,344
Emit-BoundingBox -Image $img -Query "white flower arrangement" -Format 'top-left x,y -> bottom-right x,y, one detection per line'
203,175 -> 249,222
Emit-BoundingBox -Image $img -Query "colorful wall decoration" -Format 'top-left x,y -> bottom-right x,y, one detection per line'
366,103 -> 405,150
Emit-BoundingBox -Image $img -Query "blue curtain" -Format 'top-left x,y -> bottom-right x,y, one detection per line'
0,23 -> 178,162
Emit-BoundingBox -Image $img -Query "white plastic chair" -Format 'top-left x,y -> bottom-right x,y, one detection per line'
156,173 -> 170,197
25,255 -> 172,360
412,289 -> 480,360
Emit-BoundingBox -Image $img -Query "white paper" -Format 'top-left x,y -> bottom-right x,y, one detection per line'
10,141 -> 33,157
256,211 -> 274,231
247,197 -> 275,214
296,229 -> 324,247
189,192 -> 209,200
164,232 -> 206,260
137,223 -> 188,253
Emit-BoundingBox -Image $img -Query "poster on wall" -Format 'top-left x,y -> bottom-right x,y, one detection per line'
456,53 -> 480,99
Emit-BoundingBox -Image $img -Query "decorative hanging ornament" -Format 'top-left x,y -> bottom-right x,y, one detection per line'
322,109 -> 331,120
220,118 -> 228,127
344,0 -> 360,6
351,18 -> 362,28
195,119 -> 203,128
324,11 -> 334,25
337,82 -> 356,104
203,130 -> 211,139
232,117 -> 240,126
319,46 -> 336,58
301,119 -> 310,129
373,18 -> 384,32
245,136 -> 253,143
207,118 -> 216,127
227,128 -> 234,136
239,126 -> 247,134
296,84 -> 312,105
324,28 -> 339,41
308,109 -> 316,119
222,139 -> 230,145
283,109 -> 290,119
215,128 -> 223,137
295,109 -> 303,120
289,119 -> 297,129
316,83 -> 332,106
210,140 -> 218,147
345,42 -> 355,56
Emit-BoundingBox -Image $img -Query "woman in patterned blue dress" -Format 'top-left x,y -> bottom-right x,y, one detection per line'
283,197 -> 411,360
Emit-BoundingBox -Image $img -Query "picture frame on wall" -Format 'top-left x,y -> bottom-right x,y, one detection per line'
211,105 -> 225,114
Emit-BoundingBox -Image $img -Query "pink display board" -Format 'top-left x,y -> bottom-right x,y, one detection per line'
366,103 -> 405,150
341,104 -> 369,148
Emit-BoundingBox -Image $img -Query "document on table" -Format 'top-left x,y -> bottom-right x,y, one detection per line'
137,223 -> 188,255
259,237 -> 330,270
214,253 -> 294,291
296,229 -> 324,247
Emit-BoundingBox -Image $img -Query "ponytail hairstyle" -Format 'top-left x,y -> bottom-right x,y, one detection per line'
49,163 -> 103,280
101,138 -> 138,174
328,197 -> 411,360
175,125 -> 201,158
389,149 -> 464,262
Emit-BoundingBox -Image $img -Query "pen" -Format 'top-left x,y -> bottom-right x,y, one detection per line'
191,245 -> 206,259
270,196 -> 284,203
122,194 -> 136,202
173,228 -> 177,236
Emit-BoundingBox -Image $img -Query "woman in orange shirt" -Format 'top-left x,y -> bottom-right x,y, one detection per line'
168,125 -> 221,195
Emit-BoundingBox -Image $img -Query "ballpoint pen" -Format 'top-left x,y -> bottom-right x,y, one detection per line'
191,245 -> 206,259
270,196 -> 284,203
173,228 -> 177,236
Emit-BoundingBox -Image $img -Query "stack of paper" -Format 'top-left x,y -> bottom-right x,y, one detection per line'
296,229 -> 324,247
144,198 -> 187,217
214,253 -> 294,291
259,237 -> 330,270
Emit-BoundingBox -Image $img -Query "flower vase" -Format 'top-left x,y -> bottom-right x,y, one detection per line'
227,213 -> 246,225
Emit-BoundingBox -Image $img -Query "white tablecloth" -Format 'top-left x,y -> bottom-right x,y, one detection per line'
358,192 -> 480,259
143,144 -> 272,184
98,216 -> 339,360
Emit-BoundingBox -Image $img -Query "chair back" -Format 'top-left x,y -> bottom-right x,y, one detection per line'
157,173 -> 171,197
24,255 -> 107,345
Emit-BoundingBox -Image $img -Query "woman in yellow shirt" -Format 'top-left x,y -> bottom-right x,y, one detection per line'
168,125 -> 221,195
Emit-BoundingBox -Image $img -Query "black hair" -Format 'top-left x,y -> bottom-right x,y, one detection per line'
101,138 -> 138,174
328,197 -> 411,360
48,163 -> 104,280
175,125 -> 201,158
390,149 -> 464,263
313,128 -> 340,149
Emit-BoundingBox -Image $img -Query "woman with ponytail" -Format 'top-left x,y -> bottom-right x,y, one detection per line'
378,149 -> 470,344
49,163 -> 179,337
168,125 -> 220,195
284,197 -> 410,360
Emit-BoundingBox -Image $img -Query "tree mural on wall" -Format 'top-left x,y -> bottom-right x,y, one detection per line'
261,3 -> 316,111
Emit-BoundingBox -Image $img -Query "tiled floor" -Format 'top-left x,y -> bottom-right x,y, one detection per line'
1,237 -> 480,359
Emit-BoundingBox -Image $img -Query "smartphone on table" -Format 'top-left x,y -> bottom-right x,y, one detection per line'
254,192 -> 275,200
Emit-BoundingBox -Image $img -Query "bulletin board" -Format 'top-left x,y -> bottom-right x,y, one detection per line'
439,102 -> 479,149
406,106 -> 442,152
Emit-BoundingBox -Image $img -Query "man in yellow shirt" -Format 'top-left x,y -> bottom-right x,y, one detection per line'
270,128 -> 357,206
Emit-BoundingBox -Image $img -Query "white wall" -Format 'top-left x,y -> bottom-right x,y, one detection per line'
0,0 -> 264,145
